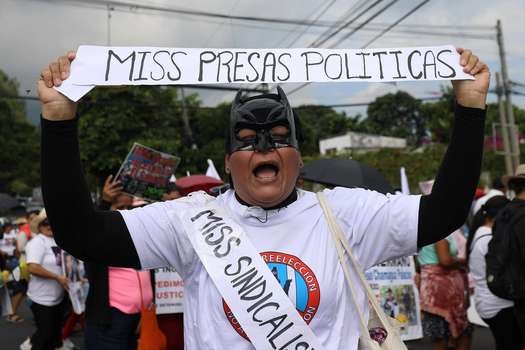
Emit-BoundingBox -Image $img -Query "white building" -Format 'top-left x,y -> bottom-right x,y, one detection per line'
319,131 -> 407,155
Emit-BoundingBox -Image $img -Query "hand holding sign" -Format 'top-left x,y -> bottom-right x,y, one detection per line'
38,51 -> 78,121
38,46 -> 489,117
452,48 -> 490,109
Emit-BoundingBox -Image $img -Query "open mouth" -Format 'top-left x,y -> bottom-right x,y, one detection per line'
253,162 -> 279,180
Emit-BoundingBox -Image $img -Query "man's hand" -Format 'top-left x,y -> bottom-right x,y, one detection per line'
38,51 -> 78,120
55,275 -> 70,292
452,48 -> 490,109
102,175 -> 123,203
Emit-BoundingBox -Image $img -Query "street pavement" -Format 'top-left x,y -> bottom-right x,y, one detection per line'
0,302 -> 495,350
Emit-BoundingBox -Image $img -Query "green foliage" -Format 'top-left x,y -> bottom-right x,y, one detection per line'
295,105 -> 359,156
0,70 -> 40,195
421,87 -> 456,143
78,86 -> 185,186
363,91 -> 428,147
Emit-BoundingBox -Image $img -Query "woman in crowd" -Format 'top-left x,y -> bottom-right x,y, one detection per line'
418,228 -> 471,349
21,209 -> 69,350
38,48 -> 489,349
468,195 -> 523,349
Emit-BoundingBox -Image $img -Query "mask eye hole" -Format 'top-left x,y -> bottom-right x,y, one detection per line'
270,125 -> 289,139
237,128 -> 257,142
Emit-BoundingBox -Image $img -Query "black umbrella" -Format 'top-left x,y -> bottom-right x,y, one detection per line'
0,193 -> 19,213
301,158 -> 393,194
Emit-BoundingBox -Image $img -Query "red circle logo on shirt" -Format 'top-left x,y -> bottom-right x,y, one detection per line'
223,251 -> 321,341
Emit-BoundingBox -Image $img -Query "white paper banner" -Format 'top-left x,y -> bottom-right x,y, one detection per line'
56,45 -> 472,101
154,267 -> 184,314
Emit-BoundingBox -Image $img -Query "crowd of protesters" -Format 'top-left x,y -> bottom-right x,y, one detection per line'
1,46 -> 524,350
4,173 -> 524,349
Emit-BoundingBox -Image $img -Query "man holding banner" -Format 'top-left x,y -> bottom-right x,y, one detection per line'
39,46 -> 488,349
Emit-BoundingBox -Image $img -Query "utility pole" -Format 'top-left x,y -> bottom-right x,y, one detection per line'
496,72 -> 513,175
497,19 -> 520,172
180,87 -> 197,149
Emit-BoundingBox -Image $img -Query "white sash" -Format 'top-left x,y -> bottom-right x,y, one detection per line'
180,194 -> 325,350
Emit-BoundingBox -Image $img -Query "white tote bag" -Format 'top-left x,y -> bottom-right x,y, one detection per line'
317,192 -> 407,350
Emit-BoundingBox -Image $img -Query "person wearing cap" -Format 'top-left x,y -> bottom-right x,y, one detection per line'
21,209 -> 69,350
38,48 -> 488,349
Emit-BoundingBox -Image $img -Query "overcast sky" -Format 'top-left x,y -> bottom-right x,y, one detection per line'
1,0 -> 524,123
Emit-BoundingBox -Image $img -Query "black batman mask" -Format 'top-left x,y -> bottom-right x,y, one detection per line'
228,86 -> 299,154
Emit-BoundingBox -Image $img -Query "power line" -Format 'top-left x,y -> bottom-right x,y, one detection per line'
289,0 -> 427,95
308,0 -> 370,47
510,80 -> 525,88
311,0 -> 385,47
36,0 -> 496,34
38,0 -> 376,28
361,0 -> 430,48
328,0 -> 399,48
273,0 -> 336,47
1,93 -> 444,108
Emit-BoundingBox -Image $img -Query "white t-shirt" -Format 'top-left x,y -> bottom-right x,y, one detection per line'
468,226 -> 513,319
121,188 -> 420,349
26,234 -> 65,306
0,229 -> 18,256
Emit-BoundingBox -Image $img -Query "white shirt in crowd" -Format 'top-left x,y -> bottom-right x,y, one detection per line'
0,229 -> 18,257
26,234 -> 65,306
468,225 -> 513,319
121,188 -> 420,349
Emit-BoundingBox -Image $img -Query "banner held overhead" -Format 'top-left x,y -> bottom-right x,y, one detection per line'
57,45 -> 473,101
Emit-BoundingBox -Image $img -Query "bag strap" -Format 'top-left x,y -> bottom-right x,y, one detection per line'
468,233 -> 492,254
316,192 -> 370,337
316,192 -> 397,336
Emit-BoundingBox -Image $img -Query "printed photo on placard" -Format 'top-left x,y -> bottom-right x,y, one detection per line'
115,143 -> 180,201
62,251 -> 88,315
365,256 -> 423,340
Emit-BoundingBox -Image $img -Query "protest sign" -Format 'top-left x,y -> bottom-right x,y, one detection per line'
56,45 -> 473,101
62,251 -> 88,315
154,267 -> 184,314
115,143 -> 180,201
365,256 -> 423,340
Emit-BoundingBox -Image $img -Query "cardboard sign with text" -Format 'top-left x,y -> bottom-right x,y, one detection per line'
154,267 -> 184,314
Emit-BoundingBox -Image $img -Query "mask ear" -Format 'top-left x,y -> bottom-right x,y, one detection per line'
276,86 -> 299,148
276,86 -> 290,107
233,90 -> 243,107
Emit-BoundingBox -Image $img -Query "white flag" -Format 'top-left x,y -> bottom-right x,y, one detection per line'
400,167 -> 410,195
205,159 -> 221,180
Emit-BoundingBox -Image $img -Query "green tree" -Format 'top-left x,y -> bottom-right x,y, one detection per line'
0,70 -> 40,195
77,86 -> 187,186
422,86 -> 455,143
364,91 -> 428,147
295,105 -> 359,156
